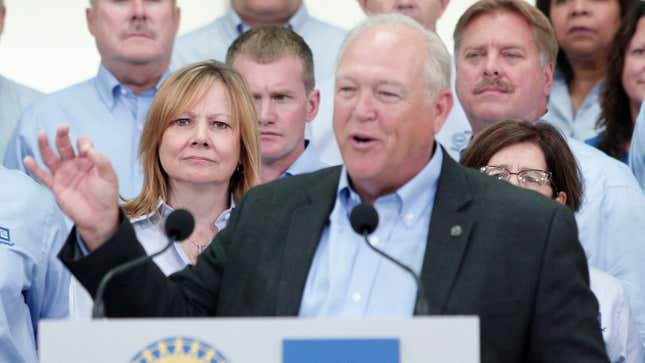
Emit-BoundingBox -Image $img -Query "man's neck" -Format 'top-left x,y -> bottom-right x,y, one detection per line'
231,2 -> 299,27
104,59 -> 168,94
260,145 -> 305,183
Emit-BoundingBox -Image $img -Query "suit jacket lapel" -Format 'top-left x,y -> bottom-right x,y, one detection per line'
418,155 -> 474,315
275,167 -> 342,315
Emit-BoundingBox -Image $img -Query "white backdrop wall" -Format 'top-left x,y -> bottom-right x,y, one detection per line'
0,0 -> 478,93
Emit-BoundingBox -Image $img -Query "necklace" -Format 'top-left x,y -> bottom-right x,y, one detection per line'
189,240 -> 211,254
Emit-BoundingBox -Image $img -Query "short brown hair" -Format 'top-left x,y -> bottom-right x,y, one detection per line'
225,25 -> 315,93
123,60 -> 261,219
460,120 -> 583,212
453,0 -> 558,66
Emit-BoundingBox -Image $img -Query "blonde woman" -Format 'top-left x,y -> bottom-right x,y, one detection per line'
69,60 -> 260,318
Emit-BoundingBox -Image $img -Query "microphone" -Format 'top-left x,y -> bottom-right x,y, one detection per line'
92,209 -> 195,318
349,203 -> 429,315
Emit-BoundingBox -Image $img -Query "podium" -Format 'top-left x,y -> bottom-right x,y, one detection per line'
39,316 -> 479,362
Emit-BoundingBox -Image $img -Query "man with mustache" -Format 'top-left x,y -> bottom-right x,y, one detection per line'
453,0 -> 645,351
226,26 -> 327,183
4,0 -> 180,200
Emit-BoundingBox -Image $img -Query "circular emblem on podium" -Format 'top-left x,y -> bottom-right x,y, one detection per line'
130,336 -> 230,363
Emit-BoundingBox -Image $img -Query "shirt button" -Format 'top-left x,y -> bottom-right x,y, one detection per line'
369,236 -> 379,246
405,213 -> 415,222
351,292 -> 361,302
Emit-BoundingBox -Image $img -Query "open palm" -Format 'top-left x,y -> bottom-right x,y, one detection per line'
24,125 -> 120,250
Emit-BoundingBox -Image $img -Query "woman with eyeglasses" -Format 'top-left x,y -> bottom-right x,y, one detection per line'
461,120 -> 643,363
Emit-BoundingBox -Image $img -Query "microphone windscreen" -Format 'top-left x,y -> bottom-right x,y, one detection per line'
349,203 -> 379,235
165,209 -> 195,241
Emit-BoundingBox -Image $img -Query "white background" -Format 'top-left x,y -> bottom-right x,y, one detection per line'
0,0 -> 478,93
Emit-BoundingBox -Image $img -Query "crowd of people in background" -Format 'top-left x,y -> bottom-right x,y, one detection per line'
1,0 -> 645,362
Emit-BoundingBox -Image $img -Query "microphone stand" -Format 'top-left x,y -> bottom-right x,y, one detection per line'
92,237 -> 177,318
360,231 -> 429,315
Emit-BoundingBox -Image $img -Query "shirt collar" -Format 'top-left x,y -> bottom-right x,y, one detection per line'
283,140 -> 325,177
95,64 -> 171,110
227,3 -> 309,36
337,145 -> 444,226
130,195 -> 236,232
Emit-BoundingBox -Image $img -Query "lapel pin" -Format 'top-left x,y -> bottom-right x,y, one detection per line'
450,225 -> 462,237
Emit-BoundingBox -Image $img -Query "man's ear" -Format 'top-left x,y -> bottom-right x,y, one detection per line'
543,61 -> 554,98
436,0 -> 450,21
0,7 -> 6,34
431,89 -> 454,134
305,89 -> 321,123
86,7 -> 96,37
357,0 -> 370,15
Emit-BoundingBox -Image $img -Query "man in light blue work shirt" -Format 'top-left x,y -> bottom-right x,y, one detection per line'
630,103 -> 645,190
453,0 -> 645,351
0,166 -> 69,363
3,0 -> 180,199
226,26 -> 328,183
172,0 -> 346,166
0,1 -> 43,161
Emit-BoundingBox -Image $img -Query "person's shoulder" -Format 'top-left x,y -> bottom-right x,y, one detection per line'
305,16 -> 347,37
0,166 -> 58,217
242,166 -> 341,203
567,136 -> 641,189
176,18 -> 224,45
16,77 -> 97,127
21,78 -> 95,114
0,74 -> 43,101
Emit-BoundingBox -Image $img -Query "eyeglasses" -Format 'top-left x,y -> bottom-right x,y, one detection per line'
480,165 -> 553,189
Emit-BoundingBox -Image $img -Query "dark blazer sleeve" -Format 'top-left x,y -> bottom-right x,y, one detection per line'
528,206 -> 608,362
58,204 -> 241,317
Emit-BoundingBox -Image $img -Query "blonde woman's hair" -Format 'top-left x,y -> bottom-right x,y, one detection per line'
123,60 -> 260,219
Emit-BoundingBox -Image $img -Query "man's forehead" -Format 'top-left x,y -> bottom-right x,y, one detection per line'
460,11 -> 537,50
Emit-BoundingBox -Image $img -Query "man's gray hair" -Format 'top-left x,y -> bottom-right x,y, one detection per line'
336,13 -> 451,98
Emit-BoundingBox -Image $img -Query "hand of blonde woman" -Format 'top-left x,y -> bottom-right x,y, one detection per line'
24,124 -> 120,251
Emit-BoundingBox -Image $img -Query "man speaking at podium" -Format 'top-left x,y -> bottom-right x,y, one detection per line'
27,13 -> 607,362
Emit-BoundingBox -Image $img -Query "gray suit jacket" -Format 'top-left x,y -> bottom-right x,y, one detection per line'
60,154 -> 608,362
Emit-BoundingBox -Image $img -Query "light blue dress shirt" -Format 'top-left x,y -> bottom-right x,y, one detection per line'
630,102 -> 645,190
171,5 -> 347,167
0,75 -> 43,161
282,141 -> 330,178
299,146 -> 443,318
0,166 -> 69,363
546,68 -> 604,141
3,65 -> 168,200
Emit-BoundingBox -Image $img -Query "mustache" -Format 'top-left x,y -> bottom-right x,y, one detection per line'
472,78 -> 514,94
120,22 -> 156,38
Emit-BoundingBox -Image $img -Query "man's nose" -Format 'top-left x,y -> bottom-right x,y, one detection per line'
258,99 -> 277,126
